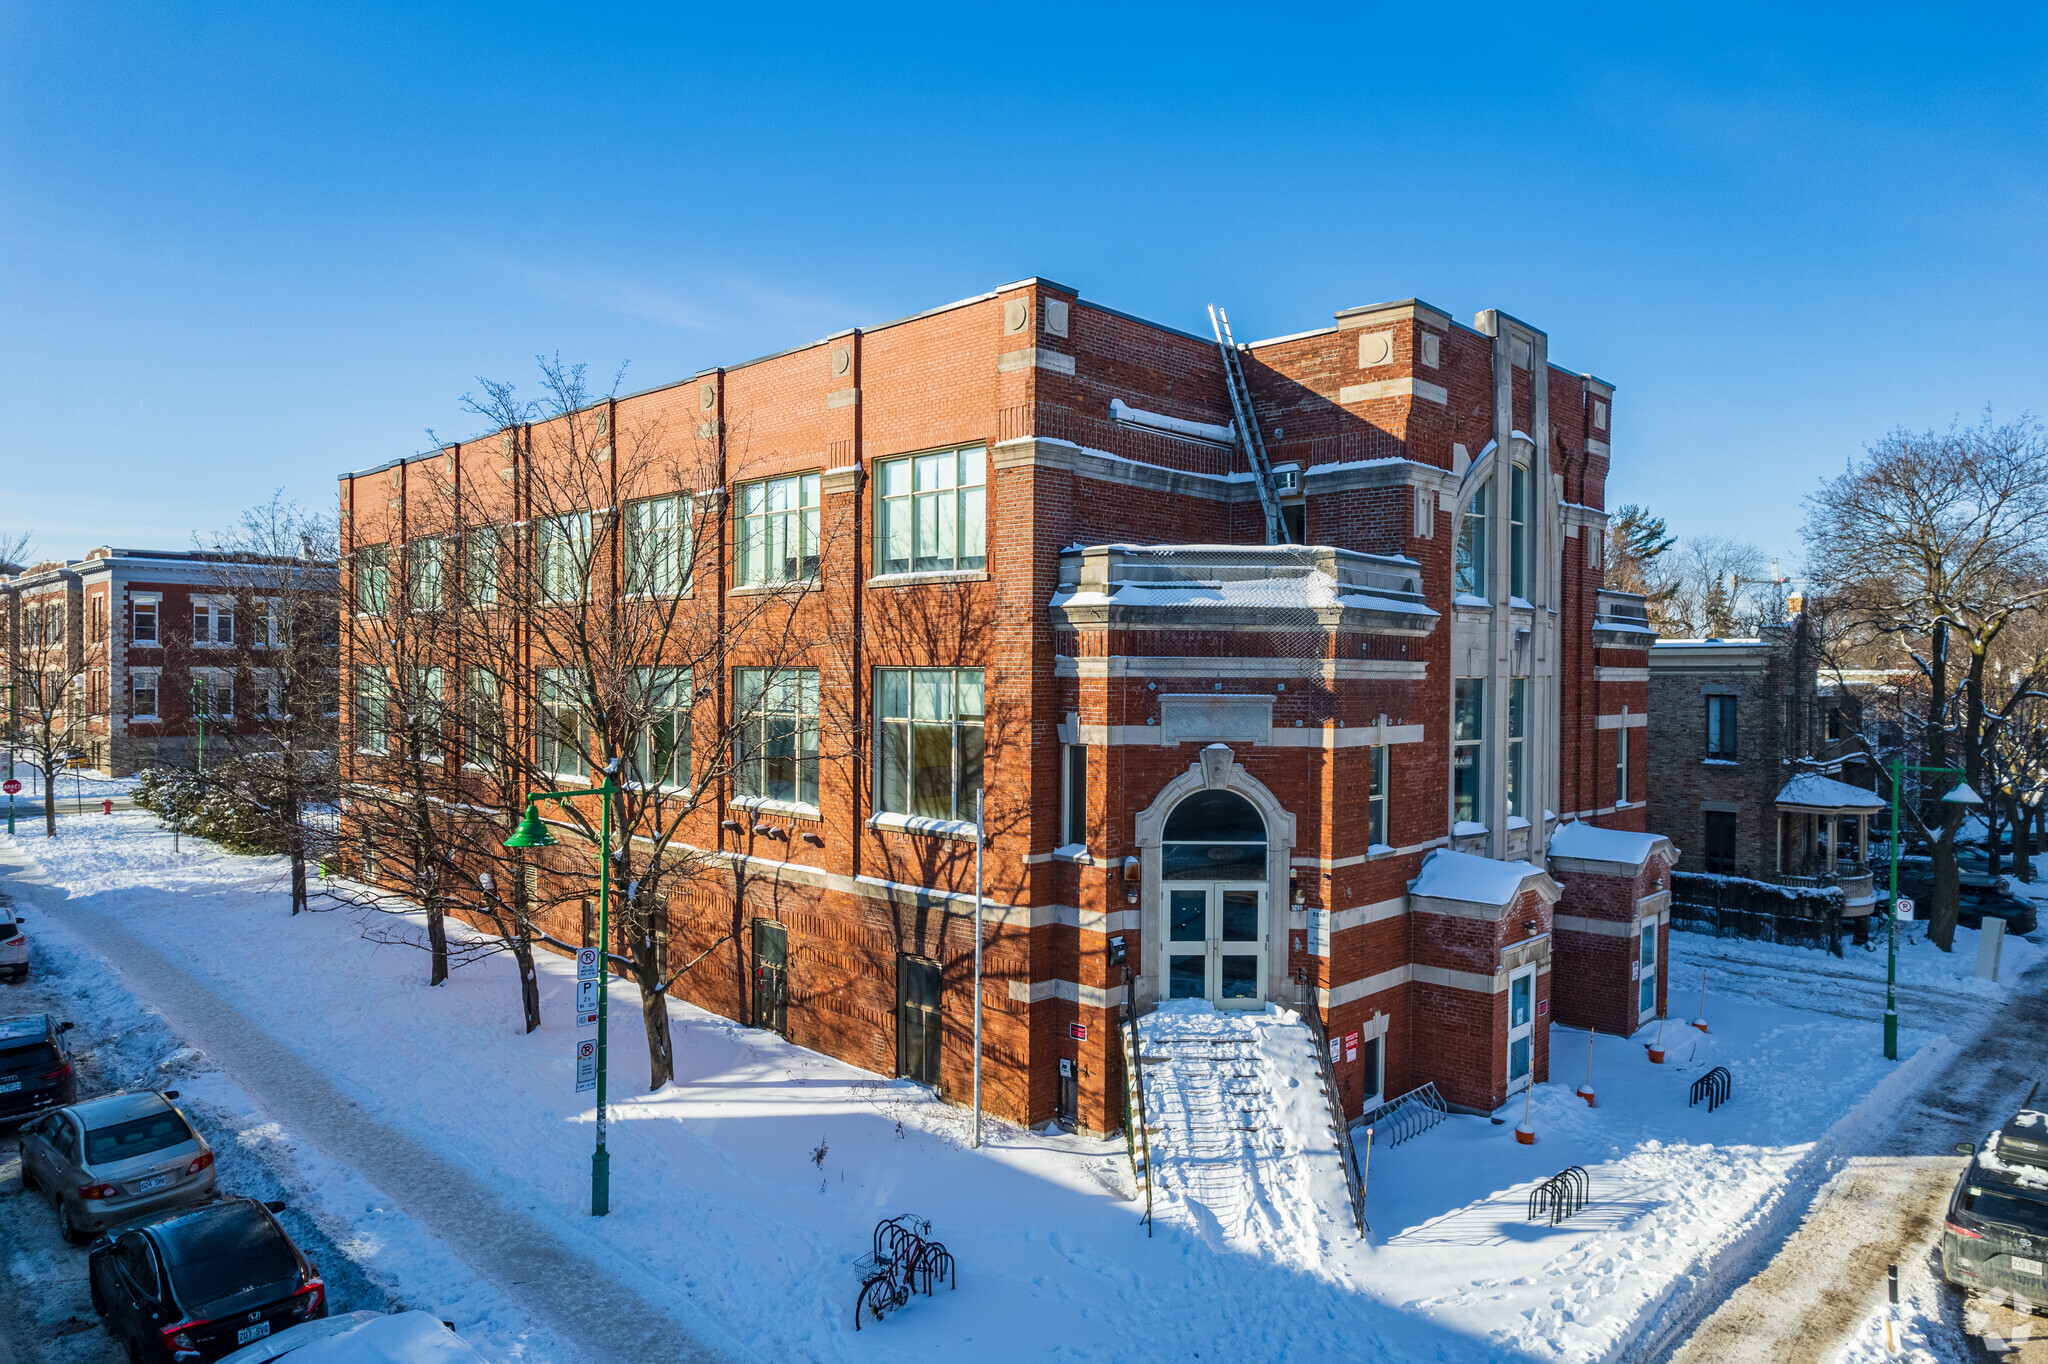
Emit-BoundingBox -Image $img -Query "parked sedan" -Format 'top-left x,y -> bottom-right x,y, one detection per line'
0,1012 -> 77,1124
90,1197 -> 326,1362
217,1310 -> 490,1363
0,906 -> 27,983
19,1090 -> 218,1242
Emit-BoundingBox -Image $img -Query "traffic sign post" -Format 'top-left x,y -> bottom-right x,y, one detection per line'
2,777 -> 16,837
576,978 -> 600,1027
575,1040 -> 597,1093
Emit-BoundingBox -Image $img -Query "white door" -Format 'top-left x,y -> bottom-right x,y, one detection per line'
1506,963 -> 1536,1092
1639,919 -> 1658,1018
1163,884 -> 1266,1009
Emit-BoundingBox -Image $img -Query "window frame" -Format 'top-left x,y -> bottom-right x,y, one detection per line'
874,668 -> 985,824
1616,723 -> 1631,806
464,528 -> 501,609
537,668 -> 590,778
735,667 -> 820,808
408,537 -> 445,613
355,666 -> 390,754
1506,677 -> 1527,820
1368,744 -> 1389,848
130,669 -> 160,721
874,444 -> 988,577
1705,694 -> 1738,759
1509,463 -> 1529,601
1060,742 -> 1088,849
625,495 -> 692,597
538,513 -> 594,605
131,595 -> 160,646
633,667 -> 692,790
1452,677 -> 1485,826
464,668 -> 500,768
735,473 -> 822,587
355,545 -> 391,615
1455,484 -> 1489,599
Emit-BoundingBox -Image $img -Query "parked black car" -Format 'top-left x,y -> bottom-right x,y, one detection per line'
1888,860 -> 2037,935
89,1197 -> 325,1362
1942,1110 -> 2048,1302
0,1013 -> 77,1124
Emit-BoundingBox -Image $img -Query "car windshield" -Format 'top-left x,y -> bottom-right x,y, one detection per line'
1962,1182 -> 2048,1236
0,1041 -> 57,1075
86,1110 -> 193,1165
164,1206 -> 298,1307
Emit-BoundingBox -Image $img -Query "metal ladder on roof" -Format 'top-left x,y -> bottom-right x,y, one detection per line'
1207,305 -> 1289,546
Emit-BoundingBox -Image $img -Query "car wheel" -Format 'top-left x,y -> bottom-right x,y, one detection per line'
89,1270 -> 105,1317
124,1335 -> 143,1364
18,1159 -> 35,1193
58,1197 -> 85,1245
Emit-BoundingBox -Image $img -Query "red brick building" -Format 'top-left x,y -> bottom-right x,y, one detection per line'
336,279 -> 1670,1133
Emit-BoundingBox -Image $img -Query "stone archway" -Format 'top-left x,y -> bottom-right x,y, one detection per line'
1132,745 -> 1297,1012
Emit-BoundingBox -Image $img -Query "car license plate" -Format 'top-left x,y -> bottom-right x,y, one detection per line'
137,1175 -> 170,1193
236,1321 -> 272,1346
0,1079 -> 17,1093
2014,1256 -> 2044,1277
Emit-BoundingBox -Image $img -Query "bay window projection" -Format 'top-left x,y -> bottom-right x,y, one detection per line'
737,473 -> 821,586
633,668 -> 691,789
537,669 -> 589,778
736,668 -> 819,807
1453,678 -> 1485,826
1455,485 -> 1489,597
131,595 -> 160,645
1368,744 -> 1389,848
408,538 -> 445,612
876,445 -> 987,575
539,514 -> 593,604
1507,678 -> 1528,820
875,668 -> 985,822
625,496 -> 690,596
464,529 -> 500,608
355,546 -> 391,614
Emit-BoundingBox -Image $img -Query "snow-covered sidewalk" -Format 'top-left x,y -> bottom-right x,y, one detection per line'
0,811 -> 2004,1362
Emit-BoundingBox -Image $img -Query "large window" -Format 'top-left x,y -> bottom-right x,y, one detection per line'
409,667 -> 444,763
539,513 -> 593,604
1703,810 -> 1738,873
1368,744 -> 1388,848
193,671 -> 233,718
1455,485 -> 1488,598
1510,464 -> 1529,601
537,669 -> 589,777
132,595 -> 160,645
1706,695 -> 1738,758
626,496 -> 691,596
1453,678 -> 1484,825
130,671 -> 159,720
737,473 -> 821,586
355,546 -> 391,614
876,668 -> 984,822
876,445 -> 987,576
192,600 -> 233,646
465,668 -> 499,767
464,528 -> 499,608
408,538 -> 444,612
355,667 -> 389,753
1161,790 -> 1266,881
1061,743 -> 1088,848
736,668 -> 819,806
1507,677 -> 1527,820
634,668 -> 691,789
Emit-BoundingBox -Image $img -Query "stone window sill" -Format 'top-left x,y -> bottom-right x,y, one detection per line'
729,579 -> 821,598
731,795 -> 822,821
866,570 -> 990,588
868,811 -> 980,841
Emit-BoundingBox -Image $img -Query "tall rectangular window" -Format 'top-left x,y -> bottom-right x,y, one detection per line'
1509,464 -> 1530,601
132,595 -> 160,645
464,528 -> 500,608
355,667 -> 389,753
465,668 -> 500,767
355,546 -> 391,614
626,496 -> 690,596
736,473 -> 821,585
131,670 -> 159,719
1703,810 -> 1738,873
1616,724 -> 1631,805
540,513 -> 593,604
89,596 -> 106,643
1706,695 -> 1738,758
876,669 -> 985,822
410,667 -> 445,763
1060,743 -> 1088,848
876,445 -> 987,576
1507,677 -> 1528,819
537,669 -> 589,777
634,667 -> 691,789
408,538 -> 444,612
1455,485 -> 1489,598
737,668 -> 819,806
1368,744 -> 1389,848
1452,678 -> 1484,826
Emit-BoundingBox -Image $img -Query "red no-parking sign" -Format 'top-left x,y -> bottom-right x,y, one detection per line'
2,780 -> 19,796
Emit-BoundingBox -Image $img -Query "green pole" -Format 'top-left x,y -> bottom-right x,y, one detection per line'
1885,758 -> 1901,1062
593,777 -> 612,1217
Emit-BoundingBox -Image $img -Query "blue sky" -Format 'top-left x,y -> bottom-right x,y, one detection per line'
4,4 -> 2042,579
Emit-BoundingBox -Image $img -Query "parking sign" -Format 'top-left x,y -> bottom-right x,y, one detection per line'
576,978 -> 599,1027
575,1040 -> 597,1093
577,947 -> 600,980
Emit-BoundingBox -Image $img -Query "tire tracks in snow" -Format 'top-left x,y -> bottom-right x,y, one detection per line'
28,888 -> 741,1364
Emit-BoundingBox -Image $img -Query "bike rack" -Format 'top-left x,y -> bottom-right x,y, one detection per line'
1527,1165 -> 1590,1226
854,1215 -> 957,1330
1356,1082 -> 1449,1149
1689,1065 -> 1732,1113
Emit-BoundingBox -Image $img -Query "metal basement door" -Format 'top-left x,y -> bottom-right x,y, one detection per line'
1164,884 -> 1267,1008
897,955 -> 942,1089
752,920 -> 787,1036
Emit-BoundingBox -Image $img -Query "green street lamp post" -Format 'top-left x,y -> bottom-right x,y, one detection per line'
504,773 -> 620,1216
1882,758 -> 1984,1061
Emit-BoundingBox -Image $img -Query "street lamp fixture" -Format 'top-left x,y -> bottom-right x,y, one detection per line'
1882,761 -> 1981,1061
503,775 -> 617,1215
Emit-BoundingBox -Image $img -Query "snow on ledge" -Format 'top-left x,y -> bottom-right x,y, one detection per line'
1109,399 -> 1235,446
1776,774 -> 1887,811
1409,848 -> 1552,907
1548,820 -> 1674,870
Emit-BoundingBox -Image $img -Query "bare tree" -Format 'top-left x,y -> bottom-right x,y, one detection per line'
0,530 -> 31,576
1657,535 -> 1782,639
1803,412 -> 2048,949
1,578 -> 102,837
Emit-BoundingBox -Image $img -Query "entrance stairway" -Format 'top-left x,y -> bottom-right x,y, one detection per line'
1126,1002 -> 1363,1258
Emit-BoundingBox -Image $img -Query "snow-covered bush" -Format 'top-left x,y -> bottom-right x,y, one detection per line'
133,767 -> 283,856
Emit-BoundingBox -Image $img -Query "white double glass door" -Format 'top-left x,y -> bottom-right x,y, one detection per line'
1164,883 -> 1266,1009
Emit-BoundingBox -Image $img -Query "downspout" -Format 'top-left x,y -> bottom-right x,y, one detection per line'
850,332 -> 864,886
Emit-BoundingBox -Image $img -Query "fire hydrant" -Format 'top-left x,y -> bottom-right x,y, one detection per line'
102,800 -> 113,815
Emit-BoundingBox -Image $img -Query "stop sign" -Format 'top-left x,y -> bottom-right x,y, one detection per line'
1,780 -> 18,795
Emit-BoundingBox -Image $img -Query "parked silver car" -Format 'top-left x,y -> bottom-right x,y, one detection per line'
17,1090 -> 217,1242
0,906 -> 27,983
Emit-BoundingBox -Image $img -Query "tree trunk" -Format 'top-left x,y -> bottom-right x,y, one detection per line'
514,929 -> 541,1034
1986,798 -> 2003,876
2014,799 -> 2035,884
1930,814 -> 1961,952
43,763 -> 56,837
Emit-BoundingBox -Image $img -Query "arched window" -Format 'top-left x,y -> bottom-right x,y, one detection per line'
1456,483 -> 1488,597
1162,790 -> 1267,880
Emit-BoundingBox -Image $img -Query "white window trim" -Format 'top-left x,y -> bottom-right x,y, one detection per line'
730,795 -> 822,821
866,811 -> 979,841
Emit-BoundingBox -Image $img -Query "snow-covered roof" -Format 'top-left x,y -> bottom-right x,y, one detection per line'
1409,850 -> 1555,907
1547,821 -> 1675,870
1776,775 -> 1887,811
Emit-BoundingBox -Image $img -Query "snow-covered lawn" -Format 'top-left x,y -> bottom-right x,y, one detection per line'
1,811 -> 2016,1363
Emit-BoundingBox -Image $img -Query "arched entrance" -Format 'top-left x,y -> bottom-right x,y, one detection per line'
1160,789 -> 1270,1009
